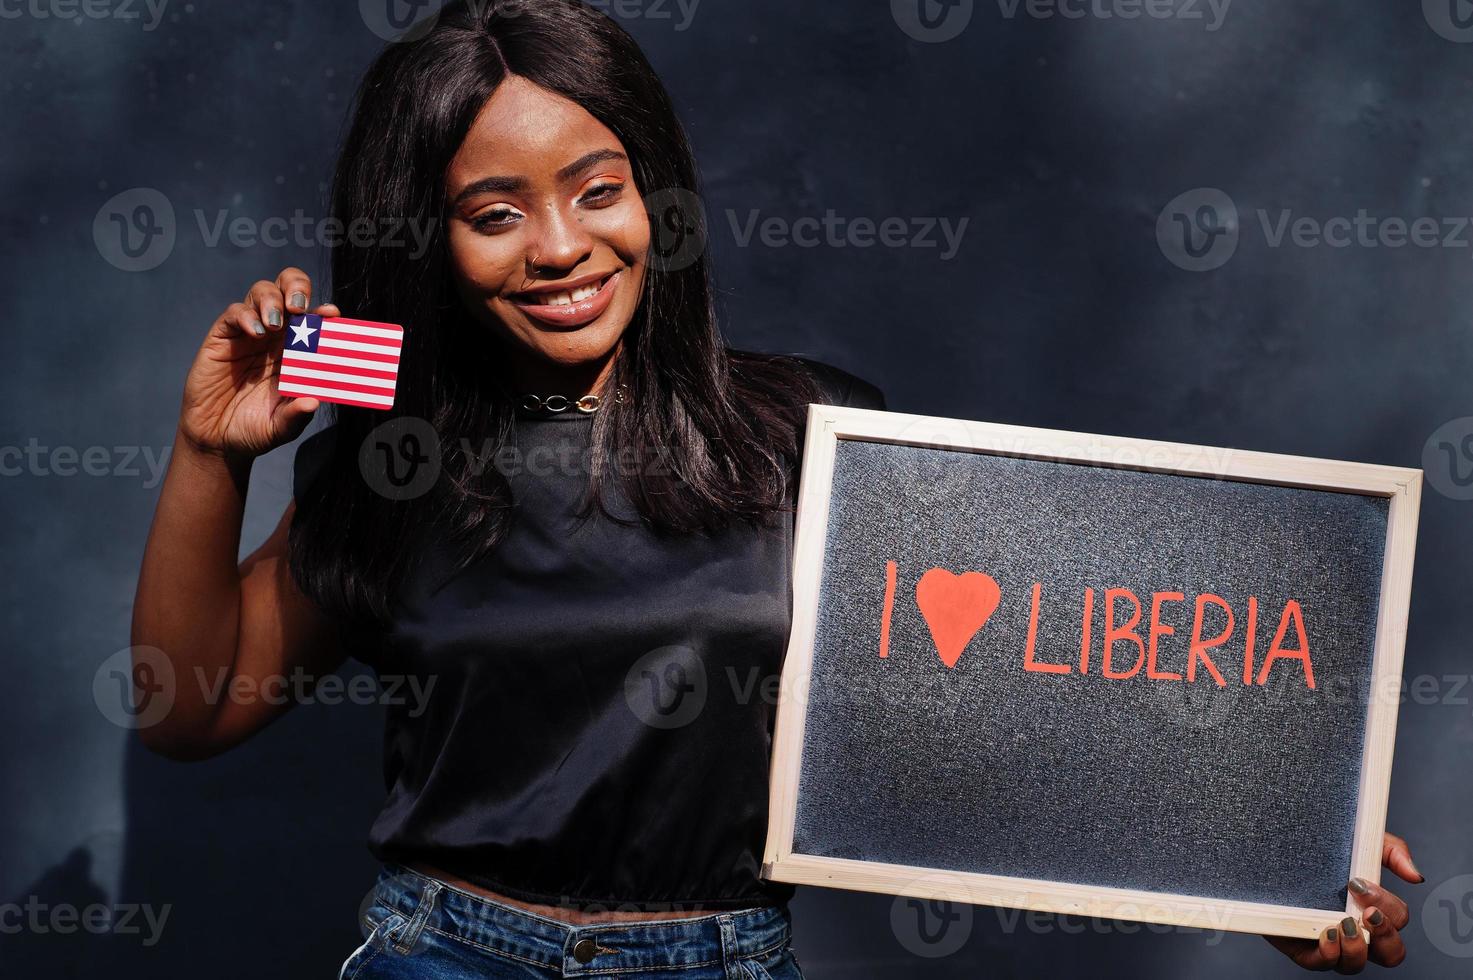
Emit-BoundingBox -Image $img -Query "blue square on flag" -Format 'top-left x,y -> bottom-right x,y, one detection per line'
287,313 -> 324,353
278,313 -> 404,411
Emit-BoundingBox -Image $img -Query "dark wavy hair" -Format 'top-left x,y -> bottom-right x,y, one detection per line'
289,0 -> 821,627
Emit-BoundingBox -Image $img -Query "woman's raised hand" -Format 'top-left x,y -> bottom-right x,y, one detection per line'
178,266 -> 341,459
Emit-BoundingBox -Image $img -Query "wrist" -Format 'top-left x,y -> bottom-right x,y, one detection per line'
173,427 -> 254,487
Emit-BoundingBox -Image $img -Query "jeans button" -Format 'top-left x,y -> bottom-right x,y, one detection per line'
572,937 -> 598,963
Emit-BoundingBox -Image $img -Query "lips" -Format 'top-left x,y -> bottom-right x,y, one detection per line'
508,270 -> 621,329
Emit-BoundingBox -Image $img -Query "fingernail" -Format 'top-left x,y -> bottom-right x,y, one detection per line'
1326,927 -> 1338,942
1368,909 -> 1384,926
1348,877 -> 1371,894
250,320 -> 266,336
290,291 -> 306,309
1341,916 -> 1357,940
267,308 -> 282,328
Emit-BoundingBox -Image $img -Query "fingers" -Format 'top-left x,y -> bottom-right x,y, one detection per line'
218,302 -> 267,339
245,279 -> 287,333
1348,876 -> 1409,931
1383,832 -> 1424,884
1334,915 -> 1368,974
313,302 -> 341,318
1360,905 -> 1407,968
276,266 -> 313,316
1265,931 -> 1336,971
272,394 -> 320,441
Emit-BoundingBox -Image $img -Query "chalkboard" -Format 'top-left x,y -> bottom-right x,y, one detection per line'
762,407 -> 1421,939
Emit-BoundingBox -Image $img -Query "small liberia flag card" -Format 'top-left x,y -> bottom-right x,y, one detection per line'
278,313 -> 404,410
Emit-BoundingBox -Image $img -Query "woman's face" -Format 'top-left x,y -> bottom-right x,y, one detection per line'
444,76 -> 650,387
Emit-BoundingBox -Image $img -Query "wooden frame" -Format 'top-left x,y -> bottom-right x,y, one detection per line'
761,404 -> 1422,939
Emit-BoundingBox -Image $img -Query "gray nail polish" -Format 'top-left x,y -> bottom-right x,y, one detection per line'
1326,927 -> 1338,942
1348,877 -> 1371,894
290,292 -> 306,309
1341,916 -> 1357,939
1368,909 -> 1383,926
250,320 -> 266,336
267,308 -> 283,328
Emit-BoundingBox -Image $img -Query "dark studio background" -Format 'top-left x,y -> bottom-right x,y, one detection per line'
3,0 -> 1472,977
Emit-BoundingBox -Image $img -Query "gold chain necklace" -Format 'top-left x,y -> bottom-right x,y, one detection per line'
518,384 -> 628,415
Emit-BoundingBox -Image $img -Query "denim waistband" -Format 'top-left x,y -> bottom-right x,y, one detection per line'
362,862 -> 793,975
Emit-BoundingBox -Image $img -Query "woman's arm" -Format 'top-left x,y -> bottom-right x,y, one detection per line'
130,266 -> 346,760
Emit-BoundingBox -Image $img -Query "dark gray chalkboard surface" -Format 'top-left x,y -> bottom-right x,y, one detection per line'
764,407 -> 1422,938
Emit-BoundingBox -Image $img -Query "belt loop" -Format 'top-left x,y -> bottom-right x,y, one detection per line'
392,878 -> 443,954
717,911 -> 744,980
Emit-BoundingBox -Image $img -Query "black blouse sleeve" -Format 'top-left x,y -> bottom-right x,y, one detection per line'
789,355 -> 888,412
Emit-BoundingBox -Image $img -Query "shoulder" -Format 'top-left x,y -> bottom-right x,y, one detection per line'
783,354 -> 888,412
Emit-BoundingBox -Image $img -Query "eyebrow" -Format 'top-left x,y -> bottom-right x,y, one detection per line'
451,149 -> 629,207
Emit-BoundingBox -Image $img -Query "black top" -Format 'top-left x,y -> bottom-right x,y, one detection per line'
291,355 -> 885,911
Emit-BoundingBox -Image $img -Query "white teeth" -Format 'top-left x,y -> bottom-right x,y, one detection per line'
526,275 -> 609,306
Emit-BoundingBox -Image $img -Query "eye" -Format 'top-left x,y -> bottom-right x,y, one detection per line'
578,181 -> 625,207
469,205 -> 524,233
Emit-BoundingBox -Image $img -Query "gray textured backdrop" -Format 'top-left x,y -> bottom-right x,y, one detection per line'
3,1 -> 1472,977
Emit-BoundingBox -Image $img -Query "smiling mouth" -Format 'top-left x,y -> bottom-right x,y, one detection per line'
507,270 -> 623,329
511,272 -> 617,306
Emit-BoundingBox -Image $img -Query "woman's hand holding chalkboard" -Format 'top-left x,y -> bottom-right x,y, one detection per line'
1265,832 -> 1421,972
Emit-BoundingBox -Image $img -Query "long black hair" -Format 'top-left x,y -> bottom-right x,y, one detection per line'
289,0 -> 822,627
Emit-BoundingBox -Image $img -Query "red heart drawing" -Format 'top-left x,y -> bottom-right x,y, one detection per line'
915,568 -> 1002,669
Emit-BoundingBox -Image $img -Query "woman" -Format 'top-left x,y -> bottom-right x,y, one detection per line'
130,1 -> 1420,976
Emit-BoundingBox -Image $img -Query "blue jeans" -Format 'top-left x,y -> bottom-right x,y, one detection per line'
338,864 -> 805,979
